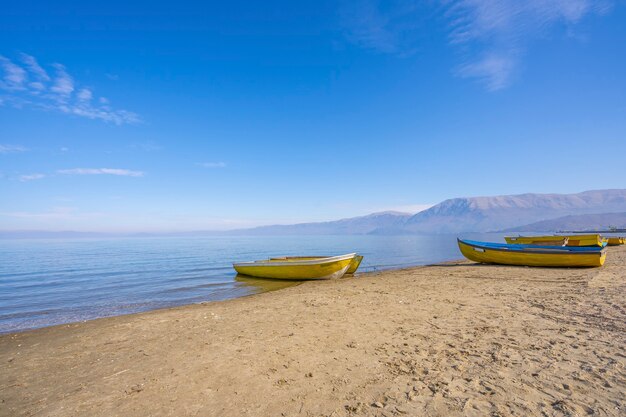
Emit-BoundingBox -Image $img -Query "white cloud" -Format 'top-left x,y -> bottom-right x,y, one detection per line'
456,53 -> 517,91
0,56 -> 27,90
58,168 -> 145,177
445,0 -> 612,89
342,1 -> 614,90
29,81 -> 45,91
56,104 -> 140,125
446,0 -> 611,44
77,88 -> 92,101
340,1 -> 425,55
19,173 -> 45,182
0,53 -> 140,125
0,144 -> 28,154
50,63 -> 74,97
199,162 -> 227,168
20,53 -> 50,81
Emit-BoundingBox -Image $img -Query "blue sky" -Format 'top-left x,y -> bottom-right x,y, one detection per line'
1,0 -> 625,231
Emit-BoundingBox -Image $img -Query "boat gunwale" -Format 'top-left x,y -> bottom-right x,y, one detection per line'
458,239 -> 606,256
233,253 -> 357,268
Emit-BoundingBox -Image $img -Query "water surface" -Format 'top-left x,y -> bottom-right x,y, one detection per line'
0,234 -> 501,333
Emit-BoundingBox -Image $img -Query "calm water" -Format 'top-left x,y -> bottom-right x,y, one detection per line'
0,234 -> 501,333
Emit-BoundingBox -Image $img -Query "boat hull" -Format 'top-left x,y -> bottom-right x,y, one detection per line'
234,253 -> 355,280
458,239 -> 606,268
606,237 -> 625,246
346,255 -> 364,274
269,254 -> 364,275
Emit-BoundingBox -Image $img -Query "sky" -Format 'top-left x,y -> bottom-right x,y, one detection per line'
1,0 -> 625,232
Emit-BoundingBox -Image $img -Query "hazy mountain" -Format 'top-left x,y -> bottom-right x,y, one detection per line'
399,189 -> 626,234
231,189 -> 626,235
3,189 -> 626,238
227,211 -> 413,235
504,212 -> 626,232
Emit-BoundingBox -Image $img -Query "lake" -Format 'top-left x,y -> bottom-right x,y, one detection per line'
0,233 -> 503,333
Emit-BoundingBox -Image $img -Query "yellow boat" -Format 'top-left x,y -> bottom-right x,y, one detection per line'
505,236 -> 568,246
458,239 -> 606,268
565,234 -> 604,247
606,237 -> 625,246
269,254 -> 364,274
505,234 -> 604,247
233,253 -> 357,280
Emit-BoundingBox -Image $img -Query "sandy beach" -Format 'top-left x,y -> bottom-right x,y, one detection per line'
1,247 -> 624,417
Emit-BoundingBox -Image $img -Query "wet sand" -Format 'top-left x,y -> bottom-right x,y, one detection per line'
1,246 -> 624,416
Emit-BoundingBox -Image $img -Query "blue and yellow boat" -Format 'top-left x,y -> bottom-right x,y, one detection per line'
458,239 -> 606,268
233,253 -> 357,280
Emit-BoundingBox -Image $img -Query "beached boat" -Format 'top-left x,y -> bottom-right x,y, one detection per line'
269,254 -> 364,274
505,234 -> 604,247
233,253 -> 357,280
458,239 -> 606,268
563,234 -> 605,247
505,236 -> 568,246
606,237 -> 625,246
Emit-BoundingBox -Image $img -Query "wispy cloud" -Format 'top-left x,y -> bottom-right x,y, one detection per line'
198,162 -> 227,168
76,88 -> 93,101
0,53 -> 140,124
445,0 -> 612,89
446,0 -> 611,44
58,168 -> 145,177
19,173 -> 45,182
456,53 -> 517,91
20,53 -> 50,81
0,56 -> 27,90
342,1 -> 613,90
0,144 -> 28,154
50,63 -> 74,97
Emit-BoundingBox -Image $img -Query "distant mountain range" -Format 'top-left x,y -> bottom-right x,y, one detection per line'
226,211 -> 413,236
504,212 -> 626,232
400,189 -> 626,234
2,189 -> 626,238
231,189 -> 626,235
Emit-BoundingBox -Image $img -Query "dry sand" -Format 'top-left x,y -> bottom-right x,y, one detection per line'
1,247 -> 625,417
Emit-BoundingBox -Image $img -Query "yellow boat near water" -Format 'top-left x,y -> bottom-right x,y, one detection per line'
607,237 -> 625,246
458,239 -> 606,268
564,234 -> 604,247
505,234 -> 604,247
269,254 -> 364,274
233,253 -> 357,280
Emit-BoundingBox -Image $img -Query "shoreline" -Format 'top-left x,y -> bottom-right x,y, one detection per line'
1,248 -> 624,416
0,258 -> 463,336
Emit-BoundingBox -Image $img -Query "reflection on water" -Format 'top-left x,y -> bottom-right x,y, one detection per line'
234,274 -> 302,293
